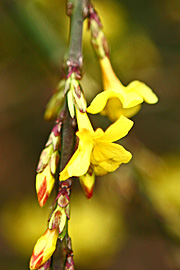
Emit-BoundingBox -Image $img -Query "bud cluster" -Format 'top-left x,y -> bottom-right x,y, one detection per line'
48,180 -> 71,238
36,123 -> 61,207
48,181 -> 74,269
64,237 -> 74,270
66,72 -> 87,118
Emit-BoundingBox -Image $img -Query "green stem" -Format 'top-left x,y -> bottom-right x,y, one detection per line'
51,103 -> 75,270
66,0 -> 89,73
52,1 -> 88,269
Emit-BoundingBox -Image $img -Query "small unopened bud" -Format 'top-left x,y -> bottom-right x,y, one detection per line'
46,124 -> 61,151
72,81 -> 87,114
37,145 -> 53,173
36,165 -> 55,207
65,204 -> 70,219
64,254 -> 74,270
36,123 -> 61,207
57,188 -> 70,208
29,228 -> 58,269
89,15 -> 110,58
67,90 -> 75,118
50,151 -> 60,175
66,73 -> 87,118
49,205 -> 67,234
44,80 -> 65,121
79,168 -> 95,199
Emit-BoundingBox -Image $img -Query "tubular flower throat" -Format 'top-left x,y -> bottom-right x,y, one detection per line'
60,110 -> 133,181
29,228 -> 58,269
87,56 -> 158,121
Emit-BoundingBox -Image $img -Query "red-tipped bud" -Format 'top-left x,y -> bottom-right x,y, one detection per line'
79,168 -> 95,199
29,228 -> 58,269
37,258 -> 51,270
36,165 -> 55,207
36,145 -> 53,173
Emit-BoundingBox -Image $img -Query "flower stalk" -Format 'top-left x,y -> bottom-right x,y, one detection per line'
51,1 -> 89,269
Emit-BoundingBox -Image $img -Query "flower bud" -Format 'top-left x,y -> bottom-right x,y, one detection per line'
29,228 -> 58,269
67,89 -> 75,118
57,188 -> 70,208
36,164 -> 55,207
49,205 -> 67,234
65,204 -> 70,220
36,123 -> 61,207
36,145 -> 53,173
50,151 -> 60,175
37,259 -> 51,270
72,79 -> 87,114
79,168 -> 95,199
66,74 -> 87,118
44,79 -> 65,121
45,124 -> 61,151
89,7 -> 110,59
64,254 -> 74,270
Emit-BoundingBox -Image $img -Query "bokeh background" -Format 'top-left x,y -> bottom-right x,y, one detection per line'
0,0 -> 180,269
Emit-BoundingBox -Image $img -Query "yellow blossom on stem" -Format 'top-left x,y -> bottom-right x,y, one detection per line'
87,56 -> 158,121
60,110 -> 133,181
29,228 -> 58,269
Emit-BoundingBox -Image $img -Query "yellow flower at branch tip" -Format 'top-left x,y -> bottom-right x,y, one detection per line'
36,164 -> 55,207
87,56 -> 158,121
29,228 -> 58,269
60,110 -> 133,181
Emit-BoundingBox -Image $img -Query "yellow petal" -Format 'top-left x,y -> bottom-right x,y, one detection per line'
76,109 -> 94,132
122,104 -> 141,118
99,57 -> 124,92
91,141 -> 132,166
126,80 -> 158,104
92,163 -> 108,175
87,90 -> 124,114
94,161 -> 120,175
92,141 -> 132,175
122,91 -> 143,108
60,140 -> 93,181
100,115 -> 133,142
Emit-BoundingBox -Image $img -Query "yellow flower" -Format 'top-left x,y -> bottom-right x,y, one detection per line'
29,228 -> 58,269
60,110 -> 133,181
87,56 -> 158,121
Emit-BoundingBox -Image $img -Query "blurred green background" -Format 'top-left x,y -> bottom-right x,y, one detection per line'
0,0 -> 180,269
